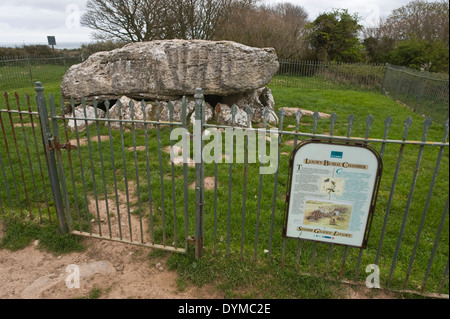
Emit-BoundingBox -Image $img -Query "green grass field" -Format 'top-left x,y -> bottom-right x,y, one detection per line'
0,75 -> 448,298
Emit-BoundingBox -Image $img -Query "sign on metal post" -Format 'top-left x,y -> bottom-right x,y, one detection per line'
47,36 -> 56,51
283,139 -> 382,248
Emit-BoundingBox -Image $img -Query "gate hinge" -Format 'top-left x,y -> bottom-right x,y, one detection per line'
49,141 -> 78,151
187,235 -> 196,245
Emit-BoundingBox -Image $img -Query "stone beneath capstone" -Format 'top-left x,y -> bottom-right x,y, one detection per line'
68,105 -> 105,131
107,96 -> 149,129
215,103 -> 249,127
222,87 -> 278,125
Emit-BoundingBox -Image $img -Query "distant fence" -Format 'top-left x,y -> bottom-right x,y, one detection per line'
0,55 -> 82,91
1,56 -> 448,125
271,60 -> 449,125
271,59 -> 386,91
381,63 -> 449,124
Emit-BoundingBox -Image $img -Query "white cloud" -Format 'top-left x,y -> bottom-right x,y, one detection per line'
0,0 -> 427,46
266,0 -> 415,21
0,0 -> 92,45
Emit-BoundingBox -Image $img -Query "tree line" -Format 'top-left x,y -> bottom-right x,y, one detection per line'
2,0 -> 447,73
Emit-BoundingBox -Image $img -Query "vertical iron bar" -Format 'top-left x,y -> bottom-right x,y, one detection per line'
167,101 -> 178,248
117,100 -> 133,241
339,246 -> 349,280
213,123 -> 219,255
5,92 -> 32,216
354,114 -> 374,280
312,110 -> 319,135
439,258 -> 449,295
93,99 -> 112,238
27,94 -> 51,220
325,244 -> 333,276
82,98 -> 102,236
200,102 -> 206,247
404,119 -> 448,289
15,93 -> 42,221
240,107 -> 253,259
194,89 -> 204,259
168,101 -> 178,248
375,116 -> 413,265
71,98 -> 91,234
327,113 -> 337,275
388,117 -> 432,287
181,97 -> 189,250
155,101 -> 166,245
310,243 -> 317,273
226,105 -> 237,258
268,109 -> 284,263
130,101 -> 144,243
106,101 -> 122,238
379,116 -> 393,159
421,194 -> 448,293
293,110 -> 304,270
0,149 -> 12,214
254,107 -> 270,262
295,239 -> 303,270
59,97 -> 81,231
339,113 -> 355,278
142,100 -> 154,244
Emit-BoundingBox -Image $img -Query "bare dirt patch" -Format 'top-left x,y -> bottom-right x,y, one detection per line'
0,218 -> 223,299
189,176 -> 217,190
69,135 -> 110,147
85,181 -> 152,243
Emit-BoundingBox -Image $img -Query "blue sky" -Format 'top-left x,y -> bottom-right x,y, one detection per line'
0,0 -> 416,46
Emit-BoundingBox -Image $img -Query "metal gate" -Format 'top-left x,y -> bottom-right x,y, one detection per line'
33,82 -> 201,254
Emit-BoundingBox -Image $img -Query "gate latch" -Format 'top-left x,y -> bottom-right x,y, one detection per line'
50,141 -> 78,151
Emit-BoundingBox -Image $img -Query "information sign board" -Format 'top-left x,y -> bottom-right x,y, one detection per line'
47,36 -> 56,46
283,139 -> 382,248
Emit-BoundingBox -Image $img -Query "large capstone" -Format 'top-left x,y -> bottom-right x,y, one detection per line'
61,39 -> 279,102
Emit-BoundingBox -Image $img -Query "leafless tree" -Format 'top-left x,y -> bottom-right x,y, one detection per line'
81,0 -> 257,42
216,2 -> 309,59
81,0 -> 166,41
163,0 -> 238,40
367,0 -> 449,47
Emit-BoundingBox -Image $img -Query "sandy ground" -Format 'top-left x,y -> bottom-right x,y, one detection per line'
0,217 -> 403,300
0,219 -> 224,299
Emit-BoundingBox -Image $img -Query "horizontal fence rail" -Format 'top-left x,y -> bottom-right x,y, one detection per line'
0,84 -> 449,297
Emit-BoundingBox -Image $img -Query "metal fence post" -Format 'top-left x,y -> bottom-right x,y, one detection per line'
381,63 -> 389,94
27,56 -> 33,86
194,88 -> 204,259
35,81 -> 68,233
63,55 -> 67,72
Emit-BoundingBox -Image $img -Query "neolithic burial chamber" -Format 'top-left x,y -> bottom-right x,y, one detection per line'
60,39 -> 280,129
